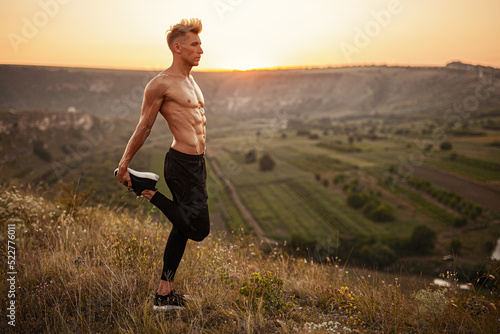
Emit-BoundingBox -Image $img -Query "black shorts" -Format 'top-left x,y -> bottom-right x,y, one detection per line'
164,147 -> 209,222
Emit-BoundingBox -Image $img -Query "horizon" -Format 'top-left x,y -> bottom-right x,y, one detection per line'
1,59 -> 498,73
1,1 -> 500,71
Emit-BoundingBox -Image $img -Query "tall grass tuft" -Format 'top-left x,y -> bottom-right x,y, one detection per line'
1,186 -> 499,333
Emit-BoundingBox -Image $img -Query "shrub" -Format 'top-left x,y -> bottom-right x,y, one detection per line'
33,139 -> 52,162
470,205 -> 483,220
361,198 -> 380,216
440,141 -> 453,151
259,153 -> 275,172
359,242 -> 397,267
221,271 -> 296,315
369,203 -> 395,222
413,288 -> 449,321
410,225 -> 436,254
308,133 -> 319,140
333,174 -> 345,185
347,192 -> 368,209
453,217 -> 468,227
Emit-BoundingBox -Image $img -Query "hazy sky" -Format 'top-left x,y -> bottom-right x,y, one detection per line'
1,0 -> 499,71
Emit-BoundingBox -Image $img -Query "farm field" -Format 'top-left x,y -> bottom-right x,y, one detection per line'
203,112 -> 500,273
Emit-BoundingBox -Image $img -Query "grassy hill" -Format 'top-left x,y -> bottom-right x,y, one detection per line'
1,186 -> 499,333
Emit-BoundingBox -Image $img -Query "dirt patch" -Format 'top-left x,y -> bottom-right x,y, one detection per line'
413,165 -> 500,214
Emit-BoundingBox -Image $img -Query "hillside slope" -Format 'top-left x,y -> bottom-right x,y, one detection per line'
1,186 -> 499,333
199,65 -> 500,119
1,63 -> 499,120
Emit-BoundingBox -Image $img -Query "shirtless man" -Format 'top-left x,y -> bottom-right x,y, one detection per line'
115,18 -> 209,310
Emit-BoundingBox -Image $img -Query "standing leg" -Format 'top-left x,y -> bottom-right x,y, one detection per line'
157,226 -> 188,295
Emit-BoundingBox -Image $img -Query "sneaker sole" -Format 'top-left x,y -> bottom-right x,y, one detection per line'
114,168 -> 159,181
153,305 -> 184,311
128,168 -> 160,181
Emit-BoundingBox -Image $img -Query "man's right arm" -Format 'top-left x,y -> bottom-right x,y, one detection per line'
116,77 -> 167,187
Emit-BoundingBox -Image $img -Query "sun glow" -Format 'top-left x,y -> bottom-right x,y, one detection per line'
1,1 -> 499,70
214,56 -> 275,71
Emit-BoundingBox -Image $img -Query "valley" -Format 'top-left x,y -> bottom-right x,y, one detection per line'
1,63 -> 499,282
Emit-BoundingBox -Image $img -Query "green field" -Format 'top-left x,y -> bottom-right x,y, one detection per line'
203,115 -> 500,271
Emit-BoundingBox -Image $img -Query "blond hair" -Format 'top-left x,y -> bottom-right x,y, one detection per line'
166,18 -> 202,52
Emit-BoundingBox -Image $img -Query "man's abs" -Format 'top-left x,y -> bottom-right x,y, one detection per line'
160,104 -> 206,155
171,132 -> 206,155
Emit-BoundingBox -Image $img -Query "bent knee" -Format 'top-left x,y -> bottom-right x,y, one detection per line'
192,227 -> 210,242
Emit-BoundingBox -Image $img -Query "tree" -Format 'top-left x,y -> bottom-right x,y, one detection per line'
259,153 -> 275,172
369,203 -> 395,222
410,225 -> 437,254
360,242 -> 397,268
440,141 -> 453,151
347,191 -> 369,209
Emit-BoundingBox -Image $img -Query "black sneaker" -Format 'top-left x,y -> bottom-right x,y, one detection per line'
153,291 -> 186,311
114,167 -> 159,196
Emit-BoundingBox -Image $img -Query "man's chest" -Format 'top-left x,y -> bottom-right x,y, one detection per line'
167,80 -> 204,108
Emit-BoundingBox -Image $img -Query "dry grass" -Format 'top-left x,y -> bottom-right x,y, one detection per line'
1,186 -> 499,333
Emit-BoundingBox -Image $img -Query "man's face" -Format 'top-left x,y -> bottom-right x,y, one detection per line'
178,32 -> 203,66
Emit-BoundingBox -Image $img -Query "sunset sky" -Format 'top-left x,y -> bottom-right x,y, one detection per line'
1,0 -> 499,71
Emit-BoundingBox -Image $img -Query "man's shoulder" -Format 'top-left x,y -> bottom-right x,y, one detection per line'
149,70 -> 190,87
149,73 -> 173,85
145,73 -> 175,94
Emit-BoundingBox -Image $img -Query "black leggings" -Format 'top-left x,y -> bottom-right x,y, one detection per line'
150,148 -> 210,281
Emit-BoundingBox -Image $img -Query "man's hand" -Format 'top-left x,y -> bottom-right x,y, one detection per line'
116,165 -> 132,188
